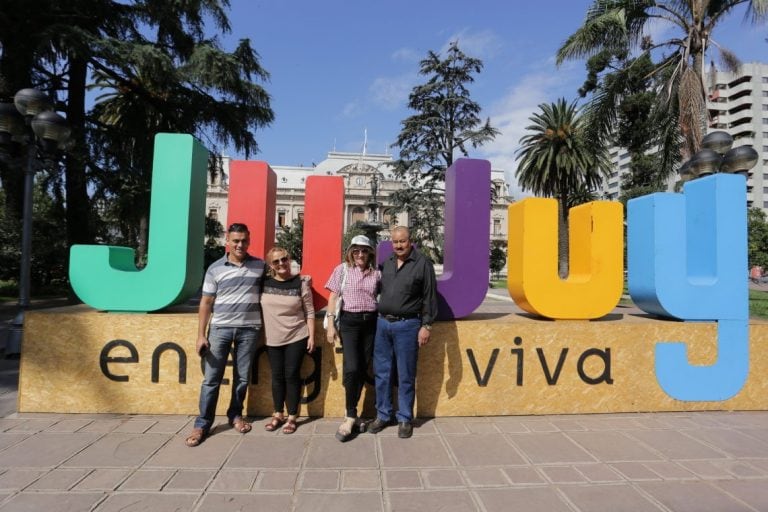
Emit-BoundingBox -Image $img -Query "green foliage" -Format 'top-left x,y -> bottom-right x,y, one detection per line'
489,240 -> 507,278
389,42 -> 499,263
748,207 -> 768,268
276,219 -> 304,266
515,98 -> 610,276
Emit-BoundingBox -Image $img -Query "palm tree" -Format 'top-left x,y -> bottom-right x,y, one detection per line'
515,98 -> 610,277
557,0 -> 768,160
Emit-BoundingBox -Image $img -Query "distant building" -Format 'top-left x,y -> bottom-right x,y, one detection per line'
206,151 -> 511,245
601,61 -> 768,209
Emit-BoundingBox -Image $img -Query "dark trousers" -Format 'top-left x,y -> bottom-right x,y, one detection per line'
266,338 -> 307,416
339,311 -> 377,418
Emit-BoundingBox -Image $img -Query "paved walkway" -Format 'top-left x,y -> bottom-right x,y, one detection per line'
0,293 -> 767,511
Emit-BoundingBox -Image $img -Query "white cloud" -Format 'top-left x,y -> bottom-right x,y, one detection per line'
441,29 -> 503,59
340,100 -> 363,119
477,71 -> 571,200
391,47 -> 420,62
369,73 -> 414,110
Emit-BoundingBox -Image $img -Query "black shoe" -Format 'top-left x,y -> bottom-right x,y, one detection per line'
398,421 -> 413,439
368,417 -> 393,434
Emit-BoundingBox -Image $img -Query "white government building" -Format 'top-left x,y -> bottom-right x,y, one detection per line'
206,150 -> 512,244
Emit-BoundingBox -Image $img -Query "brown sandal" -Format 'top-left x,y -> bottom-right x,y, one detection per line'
264,415 -> 285,432
185,427 -> 206,447
282,418 -> 297,434
229,416 -> 252,433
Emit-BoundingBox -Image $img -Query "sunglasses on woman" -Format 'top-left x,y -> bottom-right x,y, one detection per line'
271,256 -> 289,265
351,247 -> 371,255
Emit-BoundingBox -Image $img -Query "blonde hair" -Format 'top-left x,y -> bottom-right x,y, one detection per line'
265,246 -> 290,277
344,243 -> 375,269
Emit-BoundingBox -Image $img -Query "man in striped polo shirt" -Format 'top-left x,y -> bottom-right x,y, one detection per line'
185,223 -> 266,447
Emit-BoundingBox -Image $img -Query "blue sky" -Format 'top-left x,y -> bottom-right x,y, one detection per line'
221,1 -> 767,197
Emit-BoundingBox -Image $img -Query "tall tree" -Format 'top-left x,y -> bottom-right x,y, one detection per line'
557,0 -> 768,160
515,98 -> 611,277
389,41 -> 499,262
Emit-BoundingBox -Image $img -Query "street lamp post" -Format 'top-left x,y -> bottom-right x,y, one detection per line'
0,88 -> 70,358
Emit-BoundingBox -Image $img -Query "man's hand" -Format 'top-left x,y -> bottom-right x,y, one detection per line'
326,324 -> 338,344
418,326 -> 431,346
196,335 -> 210,357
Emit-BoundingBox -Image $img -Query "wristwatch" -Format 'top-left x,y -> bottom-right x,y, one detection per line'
422,324 -> 432,331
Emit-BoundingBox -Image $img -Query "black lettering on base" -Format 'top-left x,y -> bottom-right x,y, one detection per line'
510,336 -> 524,385
536,348 -> 568,385
151,342 -> 187,383
577,348 -> 613,385
100,340 -> 139,382
301,347 -> 323,404
466,348 -> 500,387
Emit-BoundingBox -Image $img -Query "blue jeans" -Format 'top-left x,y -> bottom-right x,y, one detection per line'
373,317 -> 421,423
194,325 -> 260,432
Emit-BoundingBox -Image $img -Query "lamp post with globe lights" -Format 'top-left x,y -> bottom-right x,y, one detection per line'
0,88 -> 71,357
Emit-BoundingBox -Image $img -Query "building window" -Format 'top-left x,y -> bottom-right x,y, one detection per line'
763,104 -> 768,111
297,211 -> 304,222
764,118 -> 768,125
356,177 -> 364,186
281,177 -> 287,183
763,77 -> 768,83
493,219 -> 501,236
764,91 -> 768,97
208,208 -> 218,221
277,210 -> 286,228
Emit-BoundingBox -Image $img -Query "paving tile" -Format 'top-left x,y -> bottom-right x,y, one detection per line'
0,420 -> 24,432
712,460 -> 765,478
255,470 -> 299,490
573,417 -> 644,431
560,483 -> 666,512
0,433 -> 28,452
566,431 -> 662,462
520,420 -> 558,432
462,468 -> 509,487
540,465 -> 587,484
197,493 -> 292,511
63,433 -> 169,468
638,480 -> 754,512
387,490 -> 478,512
679,459 -> 737,479
625,430 -> 726,460
4,419 -> 58,433
342,469 -> 381,490
295,492 -> 383,512
411,419 -> 438,434
748,458 -> 768,472
0,469 -> 46,491
145,419 -> 190,434
609,462 -> 662,481
0,433 -> 101,468
27,468 -> 90,490
163,469 -> 215,491
144,432 -> 239,469
683,428 -> 768,458
476,487 -> 573,512
422,469 -> 464,488
714,479 -> 768,511
300,470 -> 339,490
465,421 -> 499,434
113,419 -> 157,434
225,436 -> 305,468
641,461 -> 697,480
384,470 -> 422,489
490,417 -> 530,433
77,419 -> 123,433
118,469 -> 175,490
93,492 -> 199,511
507,432 -> 595,464
379,435 -> 453,468
550,419 -> 586,432
74,469 -> 131,490
573,464 -> 624,483
433,418 -> 469,434
304,435 -> 378,468
44,419 -> 93,432
209,468 -> 258,491
0,492 -> 104,511
444,433 -> 526,467
502,466 -> 547,485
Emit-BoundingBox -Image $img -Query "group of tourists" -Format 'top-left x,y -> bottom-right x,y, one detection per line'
185,223 -> 437,447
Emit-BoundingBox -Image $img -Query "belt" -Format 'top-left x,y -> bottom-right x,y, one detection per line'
380,313 -> 421,322
341,311 -> 377,317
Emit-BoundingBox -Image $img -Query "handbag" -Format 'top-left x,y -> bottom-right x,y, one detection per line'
323,265 -> 347,330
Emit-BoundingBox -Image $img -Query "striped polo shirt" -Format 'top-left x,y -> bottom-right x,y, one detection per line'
202,254 -> 265,327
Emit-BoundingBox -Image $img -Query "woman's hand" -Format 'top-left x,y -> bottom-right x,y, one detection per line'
326,323 -> 338,344
307,336 -> 315,353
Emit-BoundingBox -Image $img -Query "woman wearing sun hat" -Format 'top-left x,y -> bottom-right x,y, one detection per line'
324,234 -> 381,442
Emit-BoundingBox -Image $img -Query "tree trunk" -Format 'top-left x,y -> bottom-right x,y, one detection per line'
558,192 -> 569,279
137,213 -> 148,268
64,56 -> 92,248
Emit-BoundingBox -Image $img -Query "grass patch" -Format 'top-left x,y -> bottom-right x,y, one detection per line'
490,279 -> 507,289
750,289 -> 768,319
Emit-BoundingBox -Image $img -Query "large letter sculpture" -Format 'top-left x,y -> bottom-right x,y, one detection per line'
301,176 -> 345,310
226,160 -> 277,258
70,134 -> 208,311
507,199 -> 624,319
628,174 -> 748,401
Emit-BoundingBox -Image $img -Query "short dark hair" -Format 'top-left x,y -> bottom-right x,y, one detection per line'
228,223 -> 249,234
